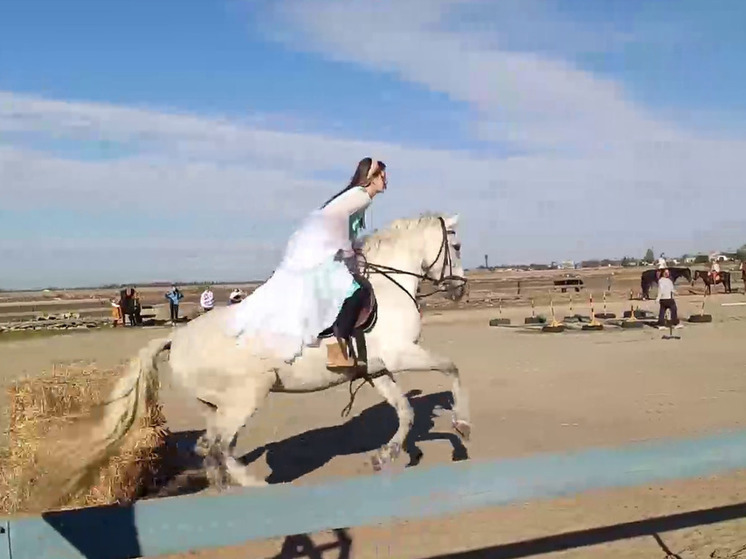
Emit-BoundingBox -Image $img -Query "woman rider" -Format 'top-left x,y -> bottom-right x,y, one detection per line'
230,157 -> 387,369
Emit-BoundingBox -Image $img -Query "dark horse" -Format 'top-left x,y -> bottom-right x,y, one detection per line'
693,269 -> 732,295
640,267 -> 692,300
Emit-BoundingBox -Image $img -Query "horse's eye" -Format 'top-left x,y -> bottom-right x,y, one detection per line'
453,243 -> 461,252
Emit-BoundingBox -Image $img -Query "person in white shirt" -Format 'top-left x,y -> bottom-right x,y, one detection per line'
227,288 -> 244,306
200,286 -> 214,313
656,268 -> 681,329
710,259 -> 721,283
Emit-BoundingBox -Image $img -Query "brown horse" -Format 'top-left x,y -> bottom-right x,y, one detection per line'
693,269 -> 732,295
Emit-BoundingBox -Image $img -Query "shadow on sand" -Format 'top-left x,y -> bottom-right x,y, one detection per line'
155,389 -> 468,496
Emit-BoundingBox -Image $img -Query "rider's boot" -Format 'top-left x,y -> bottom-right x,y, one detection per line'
327,337 -> 355,369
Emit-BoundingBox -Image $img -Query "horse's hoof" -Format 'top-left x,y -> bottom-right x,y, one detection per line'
225,458 -> 267,488
453,420 -> 471,441
205,466 -> 226,489
371,453 -> 384,472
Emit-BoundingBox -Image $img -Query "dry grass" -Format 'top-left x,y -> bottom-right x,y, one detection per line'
0,362 -> 170,514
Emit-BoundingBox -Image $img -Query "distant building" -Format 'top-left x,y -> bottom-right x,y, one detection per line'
711,252 -> 730,262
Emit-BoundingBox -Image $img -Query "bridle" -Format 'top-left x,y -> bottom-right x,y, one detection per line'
357,216 -> 468,308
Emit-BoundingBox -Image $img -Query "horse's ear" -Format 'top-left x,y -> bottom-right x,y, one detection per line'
444,214 -> 460,229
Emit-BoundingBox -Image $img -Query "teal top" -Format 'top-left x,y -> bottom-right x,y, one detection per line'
345,191 -> 367,297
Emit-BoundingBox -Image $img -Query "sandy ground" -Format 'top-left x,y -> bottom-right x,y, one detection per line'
3,289 -> 746,558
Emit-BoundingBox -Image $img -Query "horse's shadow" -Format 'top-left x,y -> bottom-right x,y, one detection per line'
243,389 -> 468,484
158,390 -> 468,495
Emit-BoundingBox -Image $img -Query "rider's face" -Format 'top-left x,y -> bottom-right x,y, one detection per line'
367,171 -> 387,197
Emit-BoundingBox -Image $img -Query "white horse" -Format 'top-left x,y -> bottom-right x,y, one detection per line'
58,213 -> 469,498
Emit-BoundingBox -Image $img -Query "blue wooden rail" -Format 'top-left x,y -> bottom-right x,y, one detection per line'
4,428 -> 746,559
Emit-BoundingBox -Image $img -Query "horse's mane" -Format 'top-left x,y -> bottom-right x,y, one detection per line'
360,212 -> 445,255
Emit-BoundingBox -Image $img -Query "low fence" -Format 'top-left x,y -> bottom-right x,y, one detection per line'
4,429 -> 746,559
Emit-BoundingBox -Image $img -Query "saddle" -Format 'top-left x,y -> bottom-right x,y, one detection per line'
317,284 -> 378,340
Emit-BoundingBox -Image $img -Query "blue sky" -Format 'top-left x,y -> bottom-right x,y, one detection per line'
2,0 -> 746,288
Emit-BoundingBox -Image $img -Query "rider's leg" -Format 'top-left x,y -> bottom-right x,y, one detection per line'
328,286 -> 370,368
334,287 -> 369,340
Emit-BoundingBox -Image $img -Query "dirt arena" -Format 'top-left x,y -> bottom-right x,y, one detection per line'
3,267 -> 746,558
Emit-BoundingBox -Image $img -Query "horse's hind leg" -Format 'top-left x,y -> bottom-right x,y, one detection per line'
370,374 -> 414,471
194,398 -> 218,458
204,372 -> 275,489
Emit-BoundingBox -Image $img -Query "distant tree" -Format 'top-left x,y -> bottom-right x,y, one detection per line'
644,248 -> 655,263
737,244 -> 746,260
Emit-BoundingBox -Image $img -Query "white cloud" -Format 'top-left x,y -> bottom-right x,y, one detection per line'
251,0 -> 746,244
3,0 -> 746,288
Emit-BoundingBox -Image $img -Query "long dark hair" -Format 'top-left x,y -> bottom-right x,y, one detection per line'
321,157 -> 386,209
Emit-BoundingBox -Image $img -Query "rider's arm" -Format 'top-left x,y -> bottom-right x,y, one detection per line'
322,187 -> 372,258
321,187 -> 372,220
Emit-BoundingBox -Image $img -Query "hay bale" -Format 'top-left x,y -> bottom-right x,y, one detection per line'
0,363 -> 169,514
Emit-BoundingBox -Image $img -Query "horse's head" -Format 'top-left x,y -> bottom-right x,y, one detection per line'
363,213 -> 468,302
423,214 -> 467,301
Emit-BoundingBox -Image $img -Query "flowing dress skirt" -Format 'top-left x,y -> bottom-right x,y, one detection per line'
228,210 -> 359,362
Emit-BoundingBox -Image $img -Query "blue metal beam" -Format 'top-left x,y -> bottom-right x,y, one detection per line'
0,520 -> 10,559
6,428 -> 746,559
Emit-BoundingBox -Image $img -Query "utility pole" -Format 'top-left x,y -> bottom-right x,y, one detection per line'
484,254 -> 489,269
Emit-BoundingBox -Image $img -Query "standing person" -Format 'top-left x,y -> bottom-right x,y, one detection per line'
165,285 -> 183,324
120,286 -> 137,326
133,290 -> 142,326
656,268 -> 681,329
200,286 -> 215,313
111,297 -> 123,327
230,157 -> 387,368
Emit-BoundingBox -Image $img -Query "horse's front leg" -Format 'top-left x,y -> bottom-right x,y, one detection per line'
383,344 -> 471,442
369,374 -> 413,471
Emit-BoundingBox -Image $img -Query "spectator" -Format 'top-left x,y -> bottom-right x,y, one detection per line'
133,291 -> 142,325
120,286 -> 137,326
200,286 -> 215,313
165,285 -> 184,324
227,288 -> 244,306
656,268 -> 682,330
111,297 -> 124,327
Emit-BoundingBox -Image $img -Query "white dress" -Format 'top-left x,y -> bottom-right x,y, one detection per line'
228,186 -> 372,362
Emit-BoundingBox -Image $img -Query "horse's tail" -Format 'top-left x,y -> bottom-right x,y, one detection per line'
33,336 -> 172,510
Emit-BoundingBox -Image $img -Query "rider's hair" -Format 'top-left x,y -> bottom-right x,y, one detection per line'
321,157 -> 387,209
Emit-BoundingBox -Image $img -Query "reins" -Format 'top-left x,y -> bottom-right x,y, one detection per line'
357,217 -> 467,308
